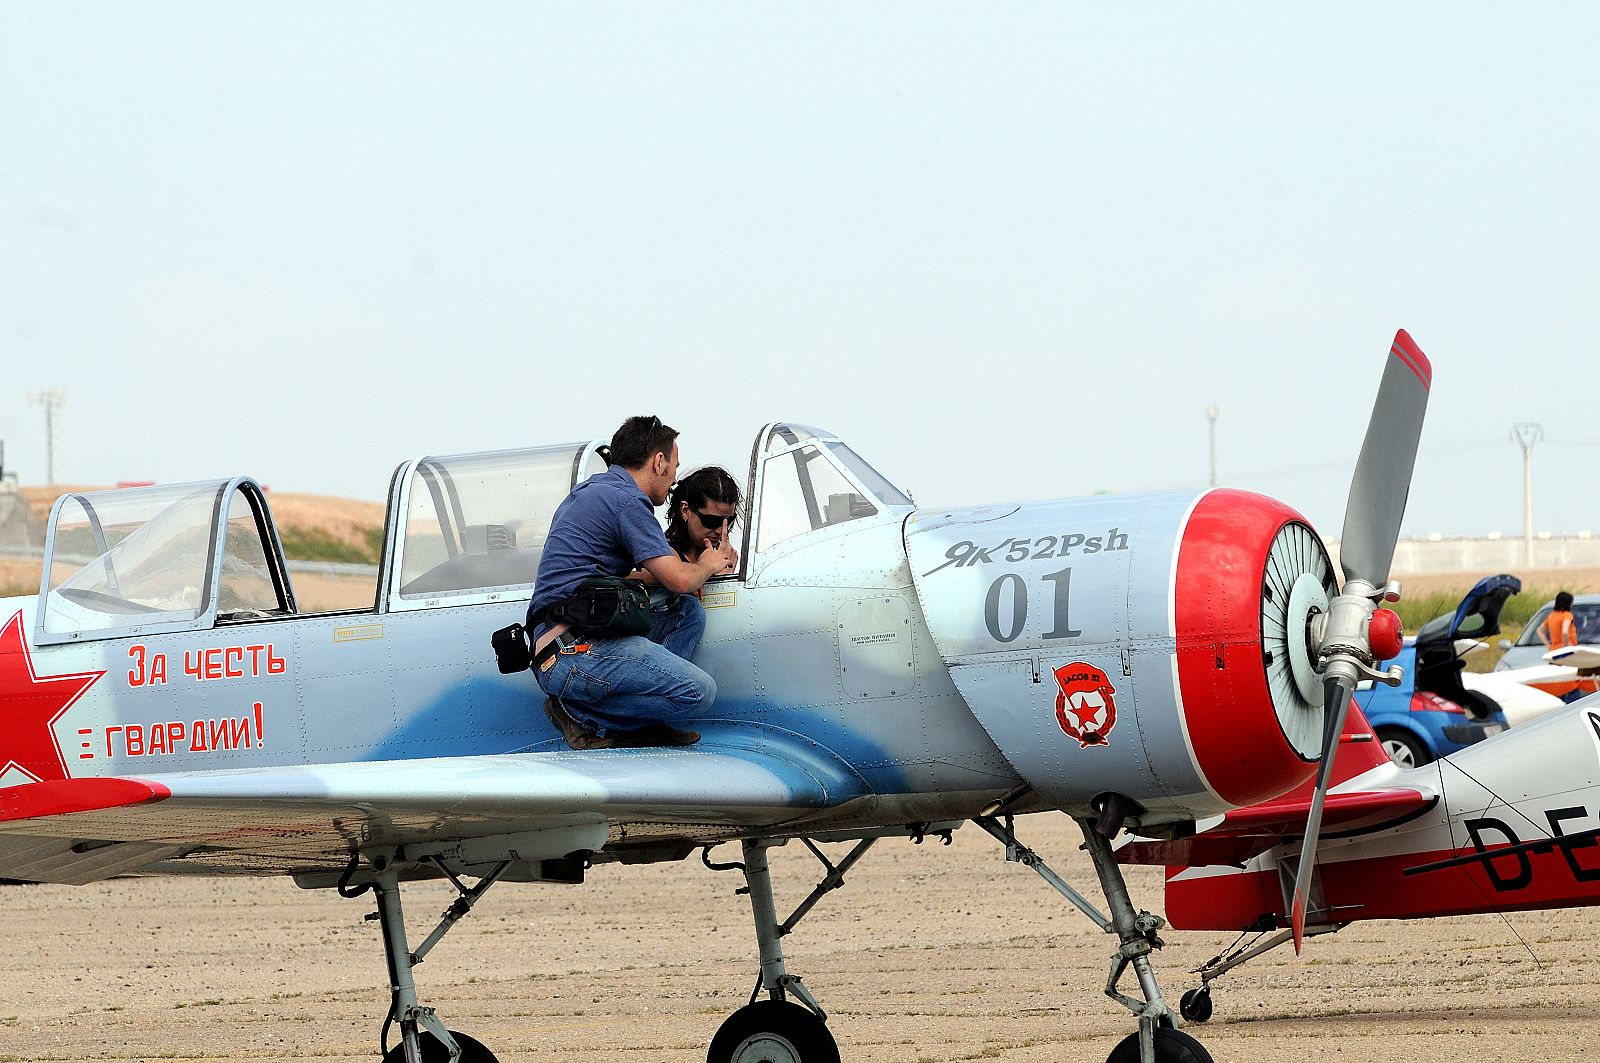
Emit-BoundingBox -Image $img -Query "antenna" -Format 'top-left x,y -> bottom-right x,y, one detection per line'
28,388 -> 65,485
1511,422 -> 1543,567
1205,405 -> 1220,488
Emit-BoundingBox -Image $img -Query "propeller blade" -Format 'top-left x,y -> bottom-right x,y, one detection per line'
1295,331 -> 1432,953
1338,330 -> 1432,589
1289,675 -> 1356,952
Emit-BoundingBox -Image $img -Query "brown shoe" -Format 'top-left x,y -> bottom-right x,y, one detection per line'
613,721 -> 700,748
544,697 -> 621,750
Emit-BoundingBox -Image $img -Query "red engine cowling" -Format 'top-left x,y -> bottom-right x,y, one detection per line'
1172,489 -> 1333,808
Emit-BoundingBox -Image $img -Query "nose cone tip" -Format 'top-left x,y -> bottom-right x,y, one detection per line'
1369,608 -> 1405,663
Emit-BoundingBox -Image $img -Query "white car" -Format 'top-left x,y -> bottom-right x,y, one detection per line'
1496,593 -> 1600,672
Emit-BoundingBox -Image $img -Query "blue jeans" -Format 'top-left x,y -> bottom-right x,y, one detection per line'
535,592 -> 714,735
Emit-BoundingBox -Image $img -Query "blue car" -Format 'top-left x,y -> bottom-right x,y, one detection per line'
1353,573 -> 1519,767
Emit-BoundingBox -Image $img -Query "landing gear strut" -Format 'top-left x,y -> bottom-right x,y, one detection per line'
975,814 -> 1213,1063
1178,921 -> 1344,1023
705,837 -> 859,1063
343,854 -> 509,1063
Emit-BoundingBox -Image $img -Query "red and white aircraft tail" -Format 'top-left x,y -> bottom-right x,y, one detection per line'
1118,696 -> 1600,1022
1122,698 -> 1600,938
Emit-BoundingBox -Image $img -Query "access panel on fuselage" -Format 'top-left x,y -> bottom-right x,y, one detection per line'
905,491 -> 1214,818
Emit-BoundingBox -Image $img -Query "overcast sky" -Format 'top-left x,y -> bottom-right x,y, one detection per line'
3,4 -> 1597,540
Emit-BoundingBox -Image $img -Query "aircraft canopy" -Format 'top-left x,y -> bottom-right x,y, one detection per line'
386,441 -> 606,608
752,424 -> 912,555
36,479 -> 292,645
28,427 -> 916,631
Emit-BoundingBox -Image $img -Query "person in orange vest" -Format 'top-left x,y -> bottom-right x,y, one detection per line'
1539,590 -> 1595,704
1541,590 -> 1580,651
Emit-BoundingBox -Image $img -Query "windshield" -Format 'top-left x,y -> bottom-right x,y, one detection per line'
41,480 -> 290,638
45,482 -> 225,629
1414,573 -> 1521,645
764,424 -> 826,454
218,489 -> 284,616
828,442 -> 912,506
1516,602 -> 1600,647
754,429 -> 913,553
396,443 -> 604,599
758,444 -> 875,552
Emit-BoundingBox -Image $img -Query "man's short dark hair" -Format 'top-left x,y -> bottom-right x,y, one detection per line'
607,415 -> 679,469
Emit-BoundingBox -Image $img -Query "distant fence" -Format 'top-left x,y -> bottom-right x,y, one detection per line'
0,544 -> 378,581
1329,535 -> 1600,577
10,537 -> 1597,586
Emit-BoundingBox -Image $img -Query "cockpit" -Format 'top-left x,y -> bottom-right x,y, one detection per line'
38,479 -> 294,644
752,424 -> 913,554
386,443 -> 610,608
33,423 -> 914,643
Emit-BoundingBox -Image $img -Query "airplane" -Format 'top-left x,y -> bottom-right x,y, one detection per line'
0,330 -> 1431,1063
1488,643 -> 1600,705
1117,695 -> 1600,1025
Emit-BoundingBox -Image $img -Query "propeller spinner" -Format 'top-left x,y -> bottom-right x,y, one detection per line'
1289,329 -> 1431,951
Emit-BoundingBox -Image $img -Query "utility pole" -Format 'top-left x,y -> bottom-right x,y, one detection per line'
28,389 -> 64,485
1206,405 -> 1220,488
1511,422 -> 1543,567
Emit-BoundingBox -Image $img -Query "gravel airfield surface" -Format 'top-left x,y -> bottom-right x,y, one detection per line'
3,815 -> 1596,1063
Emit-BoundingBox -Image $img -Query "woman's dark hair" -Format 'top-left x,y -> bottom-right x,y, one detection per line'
1557,590 -> 1575,612
666,466 -> 743,558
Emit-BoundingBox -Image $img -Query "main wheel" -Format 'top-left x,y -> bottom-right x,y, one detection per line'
1106,1026 -> 1213,1063
1179,986 -> 1214,1023
707,1000 -> 841,1063
1376,726 -> 1431,768
380,1029 -> 499,1063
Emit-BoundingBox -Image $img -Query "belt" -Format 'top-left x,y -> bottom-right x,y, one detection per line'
533,629 -> 589,670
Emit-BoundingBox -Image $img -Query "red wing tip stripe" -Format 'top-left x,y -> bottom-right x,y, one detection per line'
1390,329 -> 1432,389
0,778 -> 170,823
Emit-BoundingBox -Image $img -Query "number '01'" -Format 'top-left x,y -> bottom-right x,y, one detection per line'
984,568 -> 1081,643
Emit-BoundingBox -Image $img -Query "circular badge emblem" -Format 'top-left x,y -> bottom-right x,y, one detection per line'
1053,662 -> 1117,748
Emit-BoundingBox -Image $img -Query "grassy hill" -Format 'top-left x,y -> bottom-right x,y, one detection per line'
0,488 -> 385,601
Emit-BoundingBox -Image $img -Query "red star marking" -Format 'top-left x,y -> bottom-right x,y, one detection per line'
0,610 -> 104,784
1068,695 -> 1104,729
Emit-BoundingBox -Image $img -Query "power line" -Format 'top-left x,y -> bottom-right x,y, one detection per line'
1205,405 -> 1219,488
27,389 -> 65,485
1511,422 -> 1543,566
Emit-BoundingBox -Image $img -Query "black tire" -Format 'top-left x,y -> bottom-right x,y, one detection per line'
1106,1026 -> 1214,1063
707,1000 -> 840,1063
381,1029 -> 498,1063
1376,727 -> 1432,768
1179,986 -> 1214,1023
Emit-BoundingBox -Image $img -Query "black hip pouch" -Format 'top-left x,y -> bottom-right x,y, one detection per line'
552,577 -> 652,639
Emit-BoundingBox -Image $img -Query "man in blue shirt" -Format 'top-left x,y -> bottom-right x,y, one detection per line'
529,415 -> 738,748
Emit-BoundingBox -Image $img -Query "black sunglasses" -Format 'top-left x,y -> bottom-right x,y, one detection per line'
693,509 -> 735,530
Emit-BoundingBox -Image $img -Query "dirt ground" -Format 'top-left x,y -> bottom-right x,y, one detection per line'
2,814 -> 1596,1063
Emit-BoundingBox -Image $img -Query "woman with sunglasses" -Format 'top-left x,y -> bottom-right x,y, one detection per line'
664,466 -> 742,573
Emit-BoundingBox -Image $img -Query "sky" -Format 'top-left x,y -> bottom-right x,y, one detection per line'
2,3 -> 1598,540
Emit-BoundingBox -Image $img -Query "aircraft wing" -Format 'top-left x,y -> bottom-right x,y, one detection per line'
1116,785 -> 1436,868
0,741 -> 867,885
